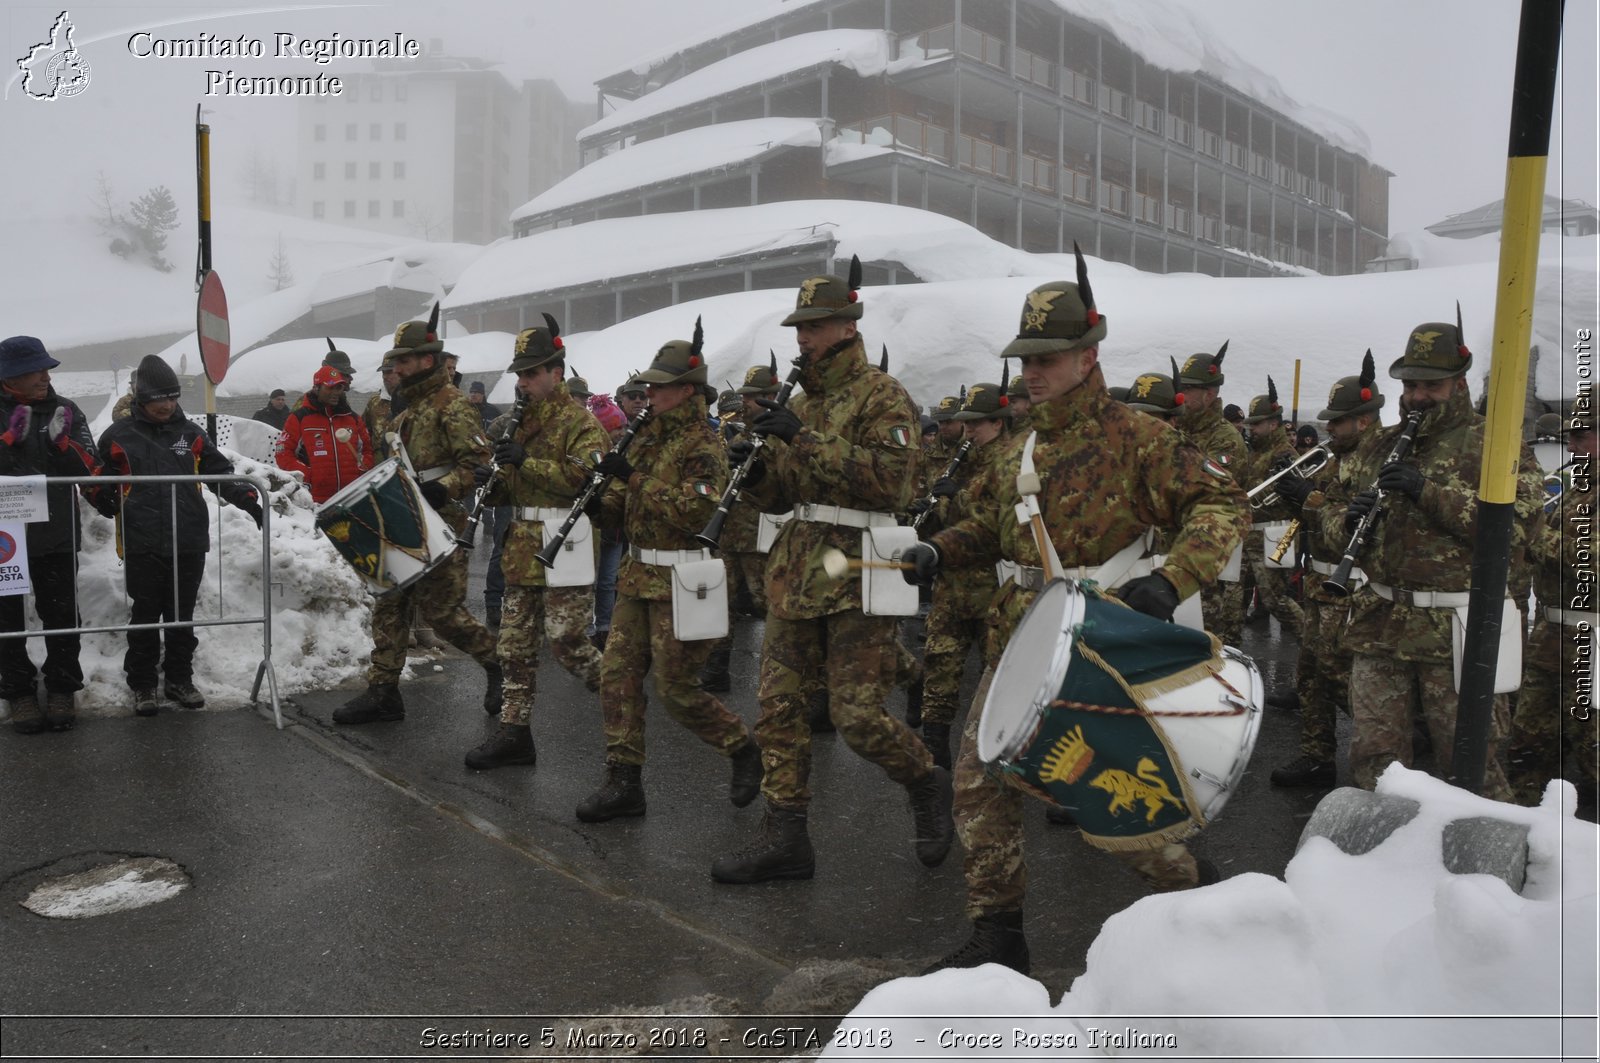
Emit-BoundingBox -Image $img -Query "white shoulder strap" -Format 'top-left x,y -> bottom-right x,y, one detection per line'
1013,431 -> 1063,580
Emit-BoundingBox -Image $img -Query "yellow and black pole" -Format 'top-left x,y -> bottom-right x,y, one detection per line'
195,104 -> 217,438
1453,0 -> 1565,795
1291,358 -> 1302,428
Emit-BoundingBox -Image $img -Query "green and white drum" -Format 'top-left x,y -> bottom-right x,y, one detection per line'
978,578 -> 1262,849
316,458 -> 457,596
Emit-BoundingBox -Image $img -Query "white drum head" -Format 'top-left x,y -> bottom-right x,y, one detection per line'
977,578 -> 1085,764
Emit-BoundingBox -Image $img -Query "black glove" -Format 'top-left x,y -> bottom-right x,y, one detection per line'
596,452 -> 635,482
900,542 -> 940,586
89,490 -> 119,520
1344,488 -> 1380,536
931,476 -> 959,499
420,480 -> 450,510
236,491 -> 264,530
472,464 -> 495,487
729,439 -> 756,465
750,399 -> 802,444
582,490 -> 605,519
1278,473 -> 1314,509
906,497 -> 933,519
493,438 -> 525,468
1377,461 -> 1425,503
1116,572 -> 1180,621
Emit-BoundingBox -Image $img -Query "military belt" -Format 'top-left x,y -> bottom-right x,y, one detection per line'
415,464 -> 454,484
629,546 -> 711,566
790,503 -> 896,529
1544,606 -> 1598,627
513,506 -> 568,523
1309,558 -> 1363,583
1367,582 -> 1470,609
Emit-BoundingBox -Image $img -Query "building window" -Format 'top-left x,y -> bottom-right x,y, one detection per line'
312,201 -> 325,219
395,81 -> 407,102
368,200 -> 380,218
344,161 -> 356,180
369,161 -> 381,180
393,161 -> 406,179
370,122 -> 381,141
393,200 -> 405,218
345,123 -> 357,141
313,123 -> 326,142
369,81 -> 382,102
313,162 -> 325,180
344,200 -> 355,218
394,122 -> 406,141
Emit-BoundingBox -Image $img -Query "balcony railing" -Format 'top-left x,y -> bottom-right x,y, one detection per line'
835,114 -> 952,163
958,133 -> 1013,179
1100,180 -> 1130,216
1012,46 -> 1055,90
1063,68 -> 1095,106
1134,192 -> 1163,225
1101,86 -> 1132,122
1019,154 -> 1056,194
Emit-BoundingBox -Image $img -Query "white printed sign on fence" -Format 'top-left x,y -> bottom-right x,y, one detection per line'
0,476 -> 48,523
0,521 -> 32,596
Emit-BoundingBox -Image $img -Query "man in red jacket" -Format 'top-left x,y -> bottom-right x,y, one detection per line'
275,365 -> 374,504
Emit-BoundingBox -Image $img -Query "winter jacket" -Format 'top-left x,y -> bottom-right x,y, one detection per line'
251,404 -> 292,431
274,391 -> 375,504
0,387 -> 100,556
93,404 -> 255,556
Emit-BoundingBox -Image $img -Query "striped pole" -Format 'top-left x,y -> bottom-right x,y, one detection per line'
1453,0 -> 1566,795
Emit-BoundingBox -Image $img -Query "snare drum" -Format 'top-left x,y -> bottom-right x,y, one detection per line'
316,458 -> 457,595
978,579 -> 1262,847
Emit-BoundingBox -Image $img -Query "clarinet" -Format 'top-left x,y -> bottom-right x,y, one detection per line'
696,360 -> 804,548
911,439 -> 973,531
456,393 -> 530,549
1322,410 -> 1423,597
534,405 -> 653,568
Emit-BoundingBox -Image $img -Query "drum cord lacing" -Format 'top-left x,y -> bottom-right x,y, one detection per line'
1047,665 -> 1249,718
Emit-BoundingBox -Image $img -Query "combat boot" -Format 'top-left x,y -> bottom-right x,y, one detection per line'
575,764 -> 646,823
710,804 -> 814,884
699,638 -> 732,693
414,627 -> 447,650
44,691 -> 76,732
132,689 -> 161,717
333,683 -> 404,725
1269,754 -> 1335,788
906,766 -> 954,867
9,692 -> 45,735
728,739 -> 763,808
921,722 -> 951,770
482,662 -> 503,716
464,722 -> 537,770
164,681 -> 205,709
923,910 -> 1030,975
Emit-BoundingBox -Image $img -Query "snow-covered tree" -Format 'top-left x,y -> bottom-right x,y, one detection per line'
128,185 -> 179,272
267,233 -> 294,291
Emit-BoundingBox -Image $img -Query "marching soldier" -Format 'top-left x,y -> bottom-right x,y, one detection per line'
1320,314 -> 1543,798
1508,408 -> 1598,812
901,258 -> 1248,974
1124,365 -> 1184,426
334,316 -> 502,725
1005,372 -> 1032,429
1268,353 -> 1385,787
1240,376 -> 1306,639
463,323 -> 609,770
1175,344 -> 1246,646
909,379 -> 1010,769
709,260 -> 951,884
363,353 -> 401,458
576,326 -> 762,823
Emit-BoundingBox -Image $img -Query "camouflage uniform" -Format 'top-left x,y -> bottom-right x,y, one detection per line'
1175,380 -> 1247,647
1321,325 -> 1542,799
365,348 -> 497,685
484,381 -> 609,725
1240,413 -> 1305,639
928,363 -> 1247,916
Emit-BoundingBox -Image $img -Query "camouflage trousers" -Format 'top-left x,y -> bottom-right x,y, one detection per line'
1349,653 -> 1511,799
367,551 -> 497,684
1507,619 -> 1599,805
757,611 -> 933,809
600,595 -> 750,767
1201,579 -> 1244,649
1293,597 -> 1351,763
725,550 -> 769,614
1245,531 -> 1303,638
956,665 -> 1197,918
495,585 -> 602,727
923,596 -> 985,728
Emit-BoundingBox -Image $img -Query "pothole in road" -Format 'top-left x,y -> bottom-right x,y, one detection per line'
14,853 -> 191,919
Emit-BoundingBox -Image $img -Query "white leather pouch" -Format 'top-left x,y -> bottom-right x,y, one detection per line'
861,526 -> 918,617
540,512 -> 596,588
1451,597 -> 1522,693
671,558 -> 728,641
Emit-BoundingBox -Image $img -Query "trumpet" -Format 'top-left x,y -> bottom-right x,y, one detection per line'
1246,442 -> 1333,511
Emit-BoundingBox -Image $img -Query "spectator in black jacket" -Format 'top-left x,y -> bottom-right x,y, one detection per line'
0,336 -> 102,734
251,389 -> 291,431
90,355 -> 263,717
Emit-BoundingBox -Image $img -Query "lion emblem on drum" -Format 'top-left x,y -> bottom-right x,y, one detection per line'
1090,757 -> 1184,824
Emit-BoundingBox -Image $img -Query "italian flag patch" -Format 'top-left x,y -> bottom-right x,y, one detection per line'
889,425 -> 911,448
1203,458 -> 1230,479
693,481 -> 715,498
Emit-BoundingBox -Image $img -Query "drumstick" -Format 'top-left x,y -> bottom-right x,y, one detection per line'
819,547 -> 911,581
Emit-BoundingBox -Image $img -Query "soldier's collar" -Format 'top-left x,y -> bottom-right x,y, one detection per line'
801,335 -> 866,394
1028,365 -> 1108,432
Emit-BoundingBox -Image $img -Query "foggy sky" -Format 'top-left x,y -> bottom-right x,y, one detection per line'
1,0 -> 1594,239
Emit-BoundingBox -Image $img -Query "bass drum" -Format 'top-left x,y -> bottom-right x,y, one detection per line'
316,458 -> 457,595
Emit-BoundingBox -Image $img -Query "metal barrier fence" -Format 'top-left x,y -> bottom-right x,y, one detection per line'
0,472 -> 282,728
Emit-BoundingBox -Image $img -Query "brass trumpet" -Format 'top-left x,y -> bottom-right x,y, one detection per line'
1246,442 -> 1333,511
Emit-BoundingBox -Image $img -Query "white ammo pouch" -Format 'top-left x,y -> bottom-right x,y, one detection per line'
1450,597 -> 1522,694
530,508 -> 595,588
756,511 -> 792,554
861,525 -> 919,617
669,554 -> 728,641
1259,521 -> 1297,570
1218,542 -> 1243,582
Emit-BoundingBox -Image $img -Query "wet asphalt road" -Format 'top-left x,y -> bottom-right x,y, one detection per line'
0,550 -> 1327,1059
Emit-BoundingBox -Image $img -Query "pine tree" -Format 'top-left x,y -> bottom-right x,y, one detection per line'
128,185 -> 179,271
267,233 -> 294,290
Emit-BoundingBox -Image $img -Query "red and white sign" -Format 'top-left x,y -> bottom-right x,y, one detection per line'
197,269 -> 230,385
0,522 -> 31,597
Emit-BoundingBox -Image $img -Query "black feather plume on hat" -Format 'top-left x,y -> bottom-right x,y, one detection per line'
542,312 -> 561,339
999,361 -> 1010,403
847,254 -> 862,293
426,302 -> 440,342
1072,241 -> 1099,326
1213,339 -> 1229,371
1455,301 -> 1470,358
958,383 -> 968,403
326,337 -> 337,353
1267,375 -> 1279,409
1360,349 -> 1375,391
690,315 -> 704,363
880,343 -> 889,372
768,350 -> 777,374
